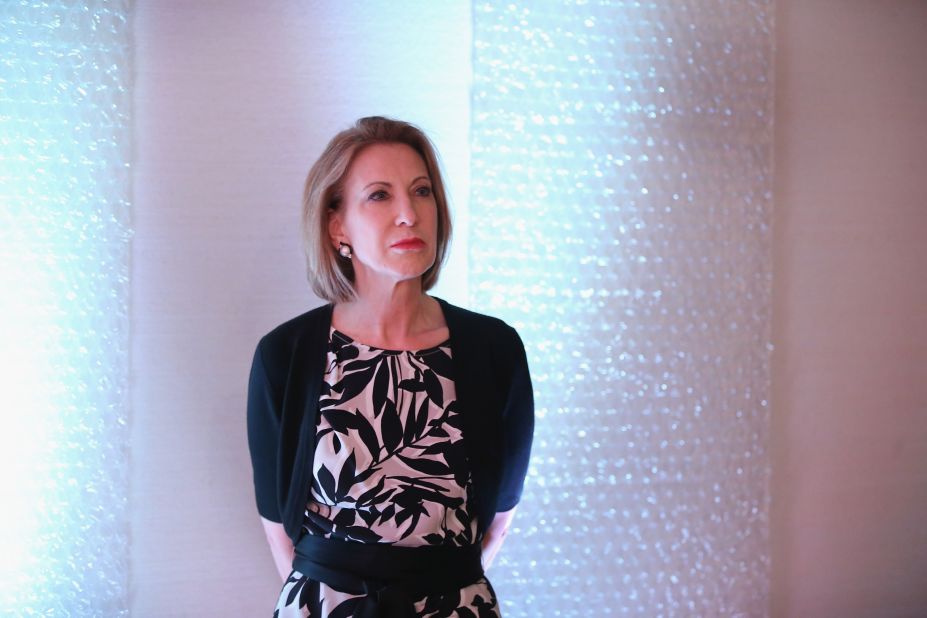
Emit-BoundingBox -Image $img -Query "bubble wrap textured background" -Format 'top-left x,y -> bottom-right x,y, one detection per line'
0,1 -> 131,614
470,2 -> 774,615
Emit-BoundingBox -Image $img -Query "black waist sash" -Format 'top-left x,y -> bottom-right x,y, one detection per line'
292,535 -> 485,618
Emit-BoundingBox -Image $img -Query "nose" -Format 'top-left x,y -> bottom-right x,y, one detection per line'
394,193 -> 418,226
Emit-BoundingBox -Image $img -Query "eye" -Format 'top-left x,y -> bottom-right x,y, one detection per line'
414,185 -> 432,197
368,189 -> 389,201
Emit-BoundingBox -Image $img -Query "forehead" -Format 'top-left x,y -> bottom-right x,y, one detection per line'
345,142 -> 429,185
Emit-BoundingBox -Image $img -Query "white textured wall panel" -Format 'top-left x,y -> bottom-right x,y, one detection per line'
0,1 -> 131,614
471,2 -> 774,615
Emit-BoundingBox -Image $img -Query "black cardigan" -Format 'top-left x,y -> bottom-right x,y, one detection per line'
246,297 -> 534,543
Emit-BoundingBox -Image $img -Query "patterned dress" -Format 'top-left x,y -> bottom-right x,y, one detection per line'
273,328 -> 500,618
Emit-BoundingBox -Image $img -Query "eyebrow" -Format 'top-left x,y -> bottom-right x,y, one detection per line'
361,176 -> 430,191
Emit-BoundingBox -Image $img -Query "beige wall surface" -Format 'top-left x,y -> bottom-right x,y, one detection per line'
130,1 -> 471,614
772,1 -> 927,616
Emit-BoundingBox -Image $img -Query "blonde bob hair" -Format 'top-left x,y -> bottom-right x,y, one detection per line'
301,116 -> 452,303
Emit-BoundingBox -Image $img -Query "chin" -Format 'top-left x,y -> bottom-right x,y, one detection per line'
396,256 -> 436,278
397,269 -> 430,283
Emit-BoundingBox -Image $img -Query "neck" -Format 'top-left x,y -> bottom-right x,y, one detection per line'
334,277 -> 442,347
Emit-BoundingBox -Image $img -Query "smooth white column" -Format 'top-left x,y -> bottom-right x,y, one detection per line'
131,2 -> 471,614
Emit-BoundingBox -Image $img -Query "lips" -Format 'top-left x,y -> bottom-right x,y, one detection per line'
391,238 -> 426,250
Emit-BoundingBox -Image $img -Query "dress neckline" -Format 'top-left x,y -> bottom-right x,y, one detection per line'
329,326 -> 450,355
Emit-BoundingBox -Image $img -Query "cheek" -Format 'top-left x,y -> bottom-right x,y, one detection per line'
339,208 -> 374,238
344,213 -> 390,253
426,202 -> 439,229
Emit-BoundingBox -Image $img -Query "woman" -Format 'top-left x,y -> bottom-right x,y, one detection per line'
247,116 -> 534,617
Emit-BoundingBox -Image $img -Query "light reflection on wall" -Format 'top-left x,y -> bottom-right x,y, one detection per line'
470,2 -> 774,615
0,1 -> 131,614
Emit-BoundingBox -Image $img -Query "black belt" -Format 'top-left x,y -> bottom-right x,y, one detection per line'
292,535 -> 485,618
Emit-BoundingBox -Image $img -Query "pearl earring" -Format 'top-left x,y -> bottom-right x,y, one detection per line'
338,242 -> 353,259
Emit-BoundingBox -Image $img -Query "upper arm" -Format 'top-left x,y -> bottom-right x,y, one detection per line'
247,339 -> 283,522
496,326 -> 535,511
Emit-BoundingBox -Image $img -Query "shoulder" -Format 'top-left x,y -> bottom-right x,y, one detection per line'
436,297 -> 520,342
436,297 -> 527,377
259,303 -> 332,346
254,303 -> 333,378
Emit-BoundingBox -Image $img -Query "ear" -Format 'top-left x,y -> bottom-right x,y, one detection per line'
328,210 -> 345,249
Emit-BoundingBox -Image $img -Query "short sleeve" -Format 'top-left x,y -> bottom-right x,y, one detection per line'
496,326 -> 535,511
246,339 -> 283,522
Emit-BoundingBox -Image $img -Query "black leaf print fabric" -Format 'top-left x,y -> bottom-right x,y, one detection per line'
273,328 -> 500,618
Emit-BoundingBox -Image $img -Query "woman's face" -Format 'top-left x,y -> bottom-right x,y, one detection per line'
330,142 -> 438,292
